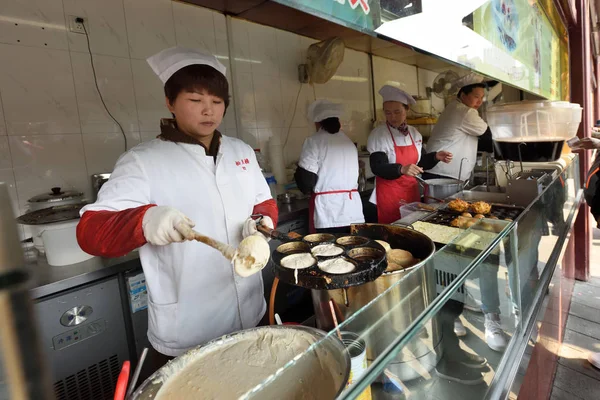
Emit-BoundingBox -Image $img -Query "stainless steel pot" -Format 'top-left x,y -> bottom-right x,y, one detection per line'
311,224 -> 442,381
422,178 -> 463,203
25,187 -> 86,255
131,326 -> 350,400
27,187 -> 84,211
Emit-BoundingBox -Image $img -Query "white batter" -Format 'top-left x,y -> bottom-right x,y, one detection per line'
318,258 -> 356,274
233,235 -> 270,277
311,244 -> 344,257
155,329 -> 344,400
280,253 -> 316,269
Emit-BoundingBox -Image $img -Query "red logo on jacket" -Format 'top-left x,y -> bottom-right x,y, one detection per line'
235,158 -> 250,170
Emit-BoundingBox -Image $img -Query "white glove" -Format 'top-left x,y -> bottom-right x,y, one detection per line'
242,216 -> 274,241
142,206 -> 195,246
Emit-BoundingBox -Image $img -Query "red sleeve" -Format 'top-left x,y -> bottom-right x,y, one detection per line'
252,199 -> 279,228
76,205 -> 156,258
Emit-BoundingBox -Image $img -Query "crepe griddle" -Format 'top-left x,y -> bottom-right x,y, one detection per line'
269,232 -> 388,290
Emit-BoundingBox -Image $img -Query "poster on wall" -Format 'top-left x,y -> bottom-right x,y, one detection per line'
274,0 -> 379,32
374,0 -> 567,100
472,0 -> 562,99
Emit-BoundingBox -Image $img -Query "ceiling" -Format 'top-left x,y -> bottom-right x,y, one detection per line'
180,0 -> 466,73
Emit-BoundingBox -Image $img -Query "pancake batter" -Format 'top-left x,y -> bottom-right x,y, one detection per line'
233,235 -> 271,277
155,329 -> 343,400
318,258 -> 356,274
311,244 -> 344,257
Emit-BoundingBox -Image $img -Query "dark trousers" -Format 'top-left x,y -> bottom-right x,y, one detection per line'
316,226 -> 351,234
439,299 -> 465,360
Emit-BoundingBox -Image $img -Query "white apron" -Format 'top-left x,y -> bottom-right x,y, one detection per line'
298,129 -> 364,230
81,136 -> 271,356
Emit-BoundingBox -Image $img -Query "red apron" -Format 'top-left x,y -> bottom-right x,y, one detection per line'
309,189 -> 358,233
376,124 -> 420,224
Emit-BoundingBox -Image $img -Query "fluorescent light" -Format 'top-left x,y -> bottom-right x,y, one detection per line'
404,3 -> 413,8
330,75 -> 368,82
215,55 -> 262,64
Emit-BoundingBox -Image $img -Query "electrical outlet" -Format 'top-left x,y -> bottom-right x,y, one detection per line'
68,16 -> 86,34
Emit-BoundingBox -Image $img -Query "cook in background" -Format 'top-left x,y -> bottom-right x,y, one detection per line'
295,100 -> 365,233
76,47 -> 278,380
367,85 -> 452,224
425,74 -> 510,350
424,73 -> 491,181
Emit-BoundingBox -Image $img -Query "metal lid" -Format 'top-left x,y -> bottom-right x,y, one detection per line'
28,187 -> 83,204
16,203 -> 85,225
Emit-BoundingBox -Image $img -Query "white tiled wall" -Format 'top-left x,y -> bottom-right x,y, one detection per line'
0,0 -> 233,229
229,18 -> 375,165
0,0 -> 444,237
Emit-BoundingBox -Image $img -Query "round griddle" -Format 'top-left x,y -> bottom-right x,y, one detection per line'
271,233 -> 387,290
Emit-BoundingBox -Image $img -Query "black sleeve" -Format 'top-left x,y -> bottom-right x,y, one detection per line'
585,154 -> 600,226
370,152 -> 402,180
418,149 -> 440,170
294,166 -> 318,195
477,127 -> 494,153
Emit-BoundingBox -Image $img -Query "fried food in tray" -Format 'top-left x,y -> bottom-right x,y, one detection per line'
447,199 -> 470,213
450,216 -> 478,229
470,201 -> 492,215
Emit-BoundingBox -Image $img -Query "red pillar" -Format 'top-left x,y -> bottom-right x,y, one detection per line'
596,60 -> 600,120
570,0 -> 592,281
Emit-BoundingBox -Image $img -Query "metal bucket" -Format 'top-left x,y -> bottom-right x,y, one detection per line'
422,178 -> 463,203
311,224 -> 441,381
130,326 -> 350,400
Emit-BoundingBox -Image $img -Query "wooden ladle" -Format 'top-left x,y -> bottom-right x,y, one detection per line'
190,230 -> 270,277
191,230 -> 236,261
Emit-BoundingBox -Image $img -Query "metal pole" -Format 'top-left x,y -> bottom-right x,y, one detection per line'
0,183 -> 54,399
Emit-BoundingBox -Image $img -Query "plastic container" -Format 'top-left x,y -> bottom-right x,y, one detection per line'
39,220 -> 94,266
487,100 -> 583,142
264,172 -> 278,199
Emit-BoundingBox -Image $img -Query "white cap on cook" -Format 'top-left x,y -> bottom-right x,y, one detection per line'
307,99 -> 344,122
147,46 -> 227,84
378,85 -> 416,106
453,72 -> 485,91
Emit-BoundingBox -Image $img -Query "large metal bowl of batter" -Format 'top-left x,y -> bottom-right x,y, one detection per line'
131,325 -> 350,400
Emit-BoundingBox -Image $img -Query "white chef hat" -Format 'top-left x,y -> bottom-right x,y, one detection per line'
453,72 -> 485,91
378,85 -> 416,106
147,47 -> 227,84
307,99 -> 344,122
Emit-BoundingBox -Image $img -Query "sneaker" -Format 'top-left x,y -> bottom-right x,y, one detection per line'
589,352 -> 600,369
436,360 -> 485,385
454,318 -> 467,337
464,291 -> 483,313
485,313 -> 508,352
457,351 -> 488,369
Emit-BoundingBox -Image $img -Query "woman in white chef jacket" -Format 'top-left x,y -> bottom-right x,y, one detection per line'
295,100 -> 365,233
76,47 -> 277,375
368,86 -> 452,224
424,74 -> 490,181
